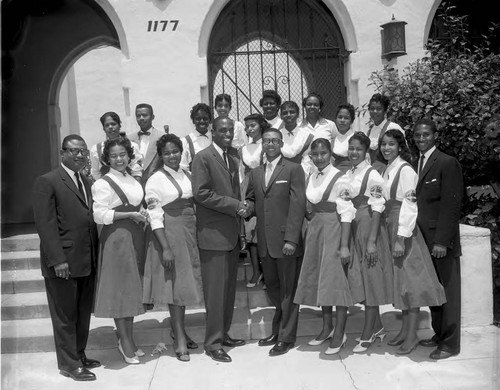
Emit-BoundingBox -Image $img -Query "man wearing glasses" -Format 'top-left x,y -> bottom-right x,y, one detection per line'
32,135 -> 100,381
245,128 -> 306,356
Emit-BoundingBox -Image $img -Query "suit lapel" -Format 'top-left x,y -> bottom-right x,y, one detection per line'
58,167 -> 89,208
417,149 -> 438,186
210,145 -> 231,174
143,127 -> 159,170
265,158 -> 285,194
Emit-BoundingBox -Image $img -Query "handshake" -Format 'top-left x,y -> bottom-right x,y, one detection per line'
237,200 -> 252,219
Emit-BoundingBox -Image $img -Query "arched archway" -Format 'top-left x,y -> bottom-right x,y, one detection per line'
1,0 -> 123,226
207,0 -> 348,121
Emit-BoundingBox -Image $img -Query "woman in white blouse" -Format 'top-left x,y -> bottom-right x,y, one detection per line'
378,129 -> 446,355
332,103 -> 356,173
293,138 -> 356,355
300,92 -> 338,143
92,137 -> 148,364
345,132 -> 393,353
143,134 -> 203,362
240,113 -> 268,288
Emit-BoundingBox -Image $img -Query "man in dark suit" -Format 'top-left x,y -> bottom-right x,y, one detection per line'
32,135 -> 100,381
245,127 -> 306,356
191,117 -> 247,362
128,103 -> 163,183
413,118 -> 464,360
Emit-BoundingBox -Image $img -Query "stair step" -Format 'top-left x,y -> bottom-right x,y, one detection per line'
1,292 -> 50,320
1,234 -> 39,252
1,269 -> 44,294
1,250 -> 40,270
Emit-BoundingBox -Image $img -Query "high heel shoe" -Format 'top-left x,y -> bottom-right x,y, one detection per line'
353,332 -> 386,353
324,334 -> 347,355
246,273 -> 263,288
355,327 -> 385,343
308,329 -> 334,346
170,330 -> 198,349
387,338 -> 404,346
395,341 -> 419,355
118,340 -> 140,364
135,348 -> 145,357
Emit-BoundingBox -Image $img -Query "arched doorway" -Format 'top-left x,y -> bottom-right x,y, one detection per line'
208,0 -> 349,121
1,0 -> 122,226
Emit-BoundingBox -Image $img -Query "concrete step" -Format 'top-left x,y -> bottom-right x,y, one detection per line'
1,250 -> 40,271
0,304 -> 431,354
1,292 -> 50,320
1,233 -> 39,252
1,269 -> 45,294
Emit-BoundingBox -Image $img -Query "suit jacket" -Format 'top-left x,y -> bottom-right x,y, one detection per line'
246,157 -> 306,259
128,127 -> 163,182
192,144 -> 241,251
32,166 -> 98,278
416,148 -> 464,258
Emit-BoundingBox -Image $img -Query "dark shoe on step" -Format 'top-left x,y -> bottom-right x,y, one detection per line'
429,349 -> 458,360
205,349 -> 232,363
60,367 -> 96,381
81,356 -> 101,369
269,341 -> 294,356
222,335 -> 246,347
175,351 -> 190,362
419,337 -> 439,348
258,334 -> 278,346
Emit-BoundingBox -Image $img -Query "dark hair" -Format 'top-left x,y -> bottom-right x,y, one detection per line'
280,100 -> 300,113
368,93 -> 390,112
156,133 -> 183,157
310,137 -> 332,152
214,93 -> 232,108
377,129 -> 413,164
61,134 -> 85,149
335,103 -> 356,122
135,103 -> 154,115
213,116 -> 234,129
262,127 -> 283,139
259,90 -> 282,107
349,131 -> 370,152
302,92 -> 324,109
99,111 -> 121,127
100,137 -> 135,176
190,103 -> 212,122
244,113 -> 271,132
413,117 -> 437,133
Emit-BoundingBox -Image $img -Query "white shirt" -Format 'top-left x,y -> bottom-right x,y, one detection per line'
343,160 -> 385,214
137,127 -> 153,157
306,164 -> 355,222
180,130 -> 212,170
419,146 -> 436,174
145,165 -> 193,230
367,119 -> 405,150
301,117 -> 339,143
92,168 -> 144,225
231,120 -> 248,149
89,140 -> 143,180
265,155 -> 282,186
332,128 -> 355,157
382,156 -> 418,237
61,163 -> 88,204
239,139 -> 265,184
267,116 -> 283,129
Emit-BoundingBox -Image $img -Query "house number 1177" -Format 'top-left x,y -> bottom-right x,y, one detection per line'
147,20 -> 179,32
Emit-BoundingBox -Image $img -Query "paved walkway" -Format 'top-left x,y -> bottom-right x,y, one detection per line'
2,325 -> 499,390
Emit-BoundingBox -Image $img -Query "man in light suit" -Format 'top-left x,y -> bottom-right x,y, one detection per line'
191,117 -> 247,362
32,135 -> 100,381
245,127 -> 306,356
413,118 -> 464,360
128,103 -> 163,183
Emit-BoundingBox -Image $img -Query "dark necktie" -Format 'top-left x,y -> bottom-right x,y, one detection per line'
419,154 -> 425,175
351,165 -> 357,174
287,130 -> 294,137
223,150 -> 228,167
316,170 -> 324,179
74,172 -> 86,201
138,130 -> 151,137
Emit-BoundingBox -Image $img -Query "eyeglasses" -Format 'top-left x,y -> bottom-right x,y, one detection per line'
63,148 -> 89,156
262,138 -> 282,145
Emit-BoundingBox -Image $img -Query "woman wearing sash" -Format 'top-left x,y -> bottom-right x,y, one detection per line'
345,132 -> 393,353
92,137 -> 148,365
143,133 -> 203,362
294,138 -> 356,355
240,113 -> 268,288
90,112 -> 143,181
378,129 -> 446,355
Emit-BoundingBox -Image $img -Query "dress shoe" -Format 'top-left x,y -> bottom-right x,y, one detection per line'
395,341 -> 419,355
429,349 -> 458,360
308,329 -> 334,346
387,338 -> 404,347
223,335 -> 246,347
246,273 -> 263,288
269,341 -> 294,356
353,331 -> 386,353
170,331 -> 198,349
135,348 -> 145,357
205,349 -> 232,362
325,334 -> 347,355
258,334 -> 278,346
419,338 -> 439,348
81,355 -> 101,369
60,367 -> 96,381
118,340 -> 140,364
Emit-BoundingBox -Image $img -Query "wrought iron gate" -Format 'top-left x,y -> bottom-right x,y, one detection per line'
208,0 -> 349,121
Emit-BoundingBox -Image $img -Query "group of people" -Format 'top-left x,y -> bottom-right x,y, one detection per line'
32,90 -> 464,382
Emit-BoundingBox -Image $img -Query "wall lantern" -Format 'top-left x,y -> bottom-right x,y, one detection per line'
380,14 -> 407,59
